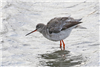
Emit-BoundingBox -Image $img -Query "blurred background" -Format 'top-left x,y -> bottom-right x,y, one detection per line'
0,0 -> 99,67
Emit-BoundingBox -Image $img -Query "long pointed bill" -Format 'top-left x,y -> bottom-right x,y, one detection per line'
25,29 -> 37,36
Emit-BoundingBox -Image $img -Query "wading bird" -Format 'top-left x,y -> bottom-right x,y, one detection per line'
26,17 -> 84,50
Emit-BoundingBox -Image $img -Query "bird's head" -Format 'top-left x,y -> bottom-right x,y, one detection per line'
25,23 -> 45,36
36,23 -> 45,32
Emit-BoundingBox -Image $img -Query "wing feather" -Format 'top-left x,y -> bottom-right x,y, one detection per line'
47,17 -> 82,34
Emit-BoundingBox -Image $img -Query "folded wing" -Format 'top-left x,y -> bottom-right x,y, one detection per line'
47,17 -> 82,34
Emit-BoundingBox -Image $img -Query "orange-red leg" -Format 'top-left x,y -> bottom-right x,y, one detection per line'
60,40 -> 62,50
62,40 -> 65,50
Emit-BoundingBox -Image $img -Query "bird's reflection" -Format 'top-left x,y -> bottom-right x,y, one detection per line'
39,50 -> 83,67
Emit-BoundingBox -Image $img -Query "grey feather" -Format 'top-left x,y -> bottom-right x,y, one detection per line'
47,17 -> 82,33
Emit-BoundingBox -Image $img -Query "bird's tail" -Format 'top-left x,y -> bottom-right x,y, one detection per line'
75,25 -> 87,29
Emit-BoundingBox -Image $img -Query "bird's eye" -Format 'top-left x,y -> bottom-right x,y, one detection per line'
36,25 -> 41,29
37,25 -> 39,28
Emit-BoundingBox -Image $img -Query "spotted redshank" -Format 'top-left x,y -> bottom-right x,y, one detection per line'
26,17 -> 83,50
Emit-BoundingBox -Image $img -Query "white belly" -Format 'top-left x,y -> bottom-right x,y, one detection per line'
43,27 -> 74,41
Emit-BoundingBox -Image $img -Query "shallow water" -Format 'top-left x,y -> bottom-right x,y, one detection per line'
1,1 -> 99,67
